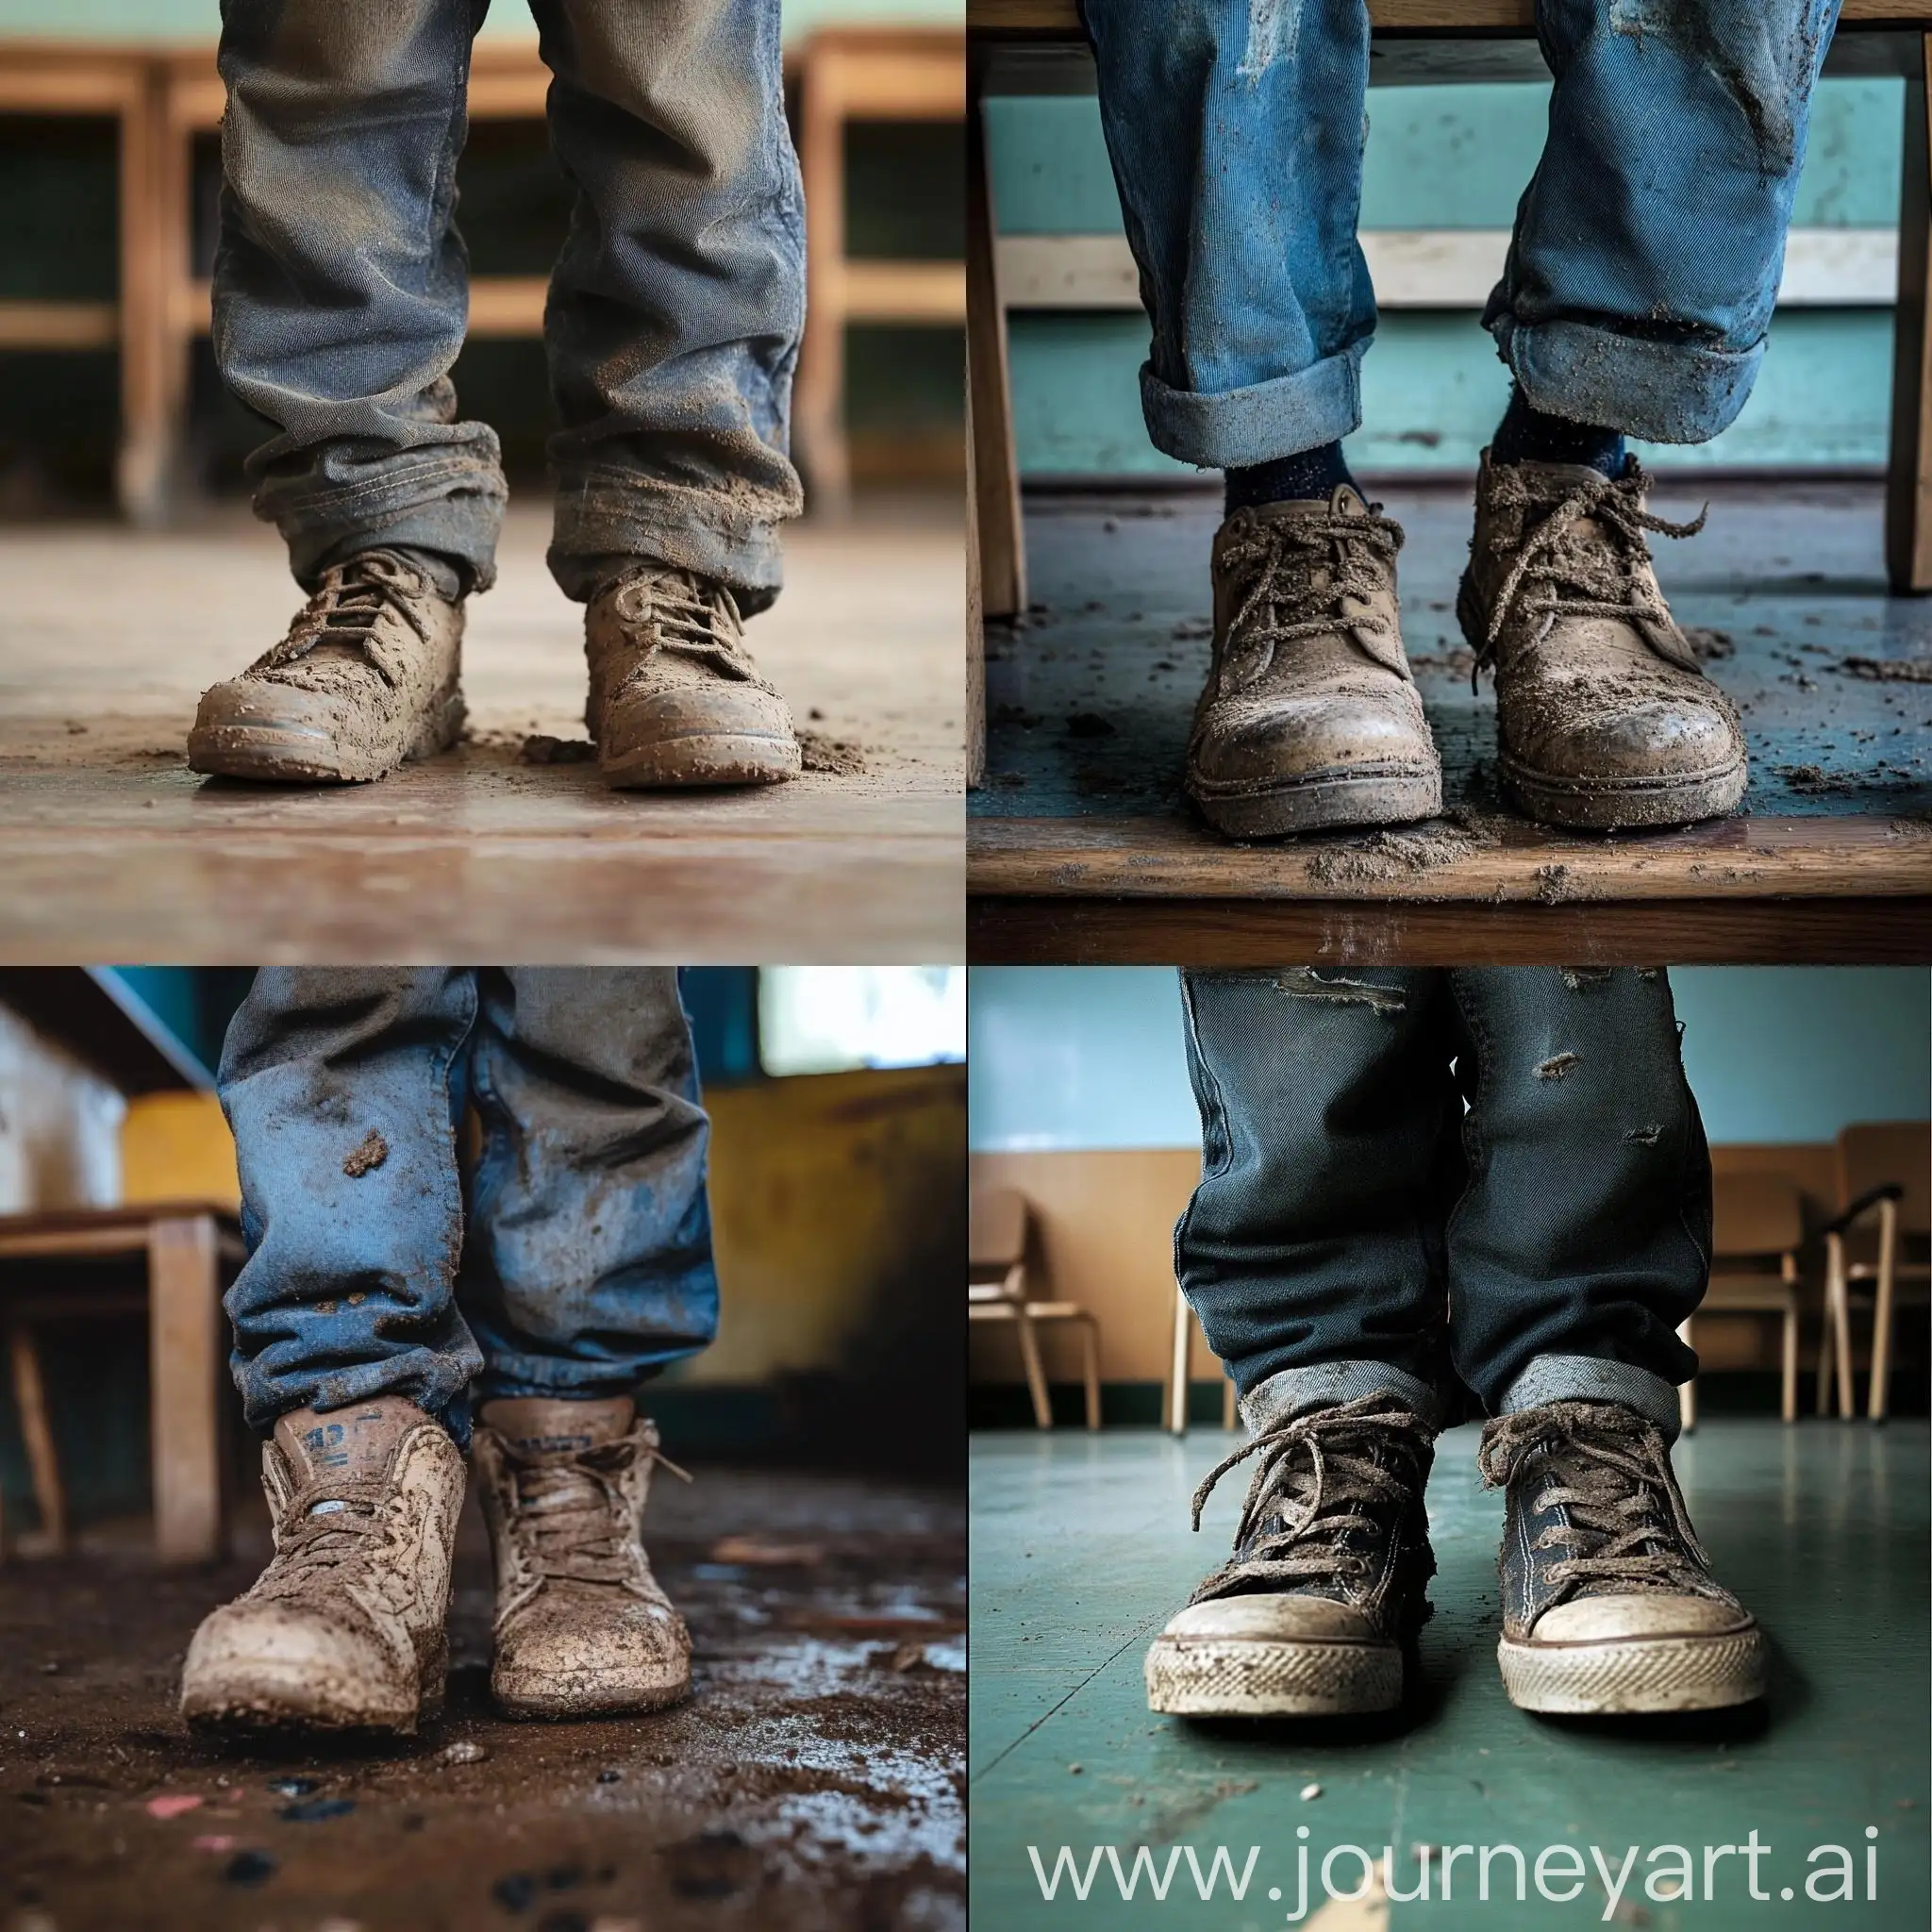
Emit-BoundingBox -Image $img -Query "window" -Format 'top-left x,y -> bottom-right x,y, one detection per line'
758,967 -> 965,1076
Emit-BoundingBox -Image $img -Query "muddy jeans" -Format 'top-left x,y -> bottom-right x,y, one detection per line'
218,969 -> 718,1444
1176,967 -> 1710,1439
215,0 -> 804,604
1079,0 -> 1840,466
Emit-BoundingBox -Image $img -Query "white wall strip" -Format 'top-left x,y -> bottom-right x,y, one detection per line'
996,228 -> 1899,310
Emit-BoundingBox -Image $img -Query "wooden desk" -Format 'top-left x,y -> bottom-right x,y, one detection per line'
0,1201 -> 242,1564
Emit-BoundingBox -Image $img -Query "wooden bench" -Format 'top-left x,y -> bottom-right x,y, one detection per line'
0,29 -> 963,521
0,1201 -> 242,1564
965,1 -> 1932,959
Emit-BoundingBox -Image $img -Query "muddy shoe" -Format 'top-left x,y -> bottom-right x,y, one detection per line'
1186,489 -> 1441,838
1479,1399 -> 1768,1714
474,1395 -> 692,1718
1144,1393 -> 1436,1717
179,1396 -> 463,1734
187,550 -> 465,783
585,566 -> 800,788
1457,453 -> 1746,829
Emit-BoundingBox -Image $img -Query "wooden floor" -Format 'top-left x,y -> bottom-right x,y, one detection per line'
971,479 -> 1932,962
0,499 -> 964,963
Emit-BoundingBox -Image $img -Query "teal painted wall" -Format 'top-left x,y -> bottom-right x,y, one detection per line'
0,0 -> 957,44
987,80 -> 1904,475
968,968 -> 1932,1152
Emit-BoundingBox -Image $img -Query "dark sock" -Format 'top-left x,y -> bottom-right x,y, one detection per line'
1490,385 -> 1625,477
1224,441 -> 1357,515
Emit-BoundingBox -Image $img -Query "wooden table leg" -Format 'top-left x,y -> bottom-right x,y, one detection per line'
116,60 -> 179,526
148,1213 -> 224,1563
1886,33 -> 1932,593
8,1325 -> 67,1551
966,77 -> 1025,621
794,41 -> 852,518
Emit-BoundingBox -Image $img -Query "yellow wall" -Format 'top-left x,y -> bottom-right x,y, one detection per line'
973,1143 -> 1847,1385
120,1090 -> 238,1210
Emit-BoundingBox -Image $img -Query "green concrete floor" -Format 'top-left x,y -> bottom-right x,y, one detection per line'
970,1421 -> 1929,1930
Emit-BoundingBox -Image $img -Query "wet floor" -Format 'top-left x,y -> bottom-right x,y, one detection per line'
0,1467 -> 963,1932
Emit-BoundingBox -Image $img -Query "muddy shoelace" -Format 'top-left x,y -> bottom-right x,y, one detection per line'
258,1474 -> 395,1589
608,568 -> 759,682
1477,1401 -> 1723,1599
1214,506 -> 1405,694
508,1441 -> 691,1591
258,551 -> 436,684
1473,461 -> 1704,688
1186,1393 -> 1431,1606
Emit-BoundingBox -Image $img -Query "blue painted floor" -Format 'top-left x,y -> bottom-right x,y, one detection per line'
970,1420 -> 1930,1930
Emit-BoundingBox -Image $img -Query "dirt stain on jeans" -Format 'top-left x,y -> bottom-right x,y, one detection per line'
1534,1052 -> 1583,1081
342,1129 -> 389,1177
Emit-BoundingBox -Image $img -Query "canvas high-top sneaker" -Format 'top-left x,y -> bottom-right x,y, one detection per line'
1479,1398 -> 1768,1714
1145,1392 -> 1437,1717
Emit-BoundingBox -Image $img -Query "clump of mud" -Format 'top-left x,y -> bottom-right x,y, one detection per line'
1838,656 -> 1932,685
519,734 -> 597,765
1305,810 -> 1501,886
797,731 -> 868,776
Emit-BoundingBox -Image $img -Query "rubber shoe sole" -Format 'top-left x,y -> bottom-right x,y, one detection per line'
1188,763 -> 1442,840
1497,1624 -> 1768,1715
600,729 -> 801,790
1145,1632 -> 1403,1717
1454,573 -> 1745,830
186,689 -> 465,785
491,1669 -> 691,1721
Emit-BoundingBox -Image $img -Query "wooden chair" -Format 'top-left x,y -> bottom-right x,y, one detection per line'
793,26 -> 967,513
969,1182 -> 1099,1429
1818,1122 -> 1931,1423
0,1200 -> 242,1563
1678,1171 -> 1806,1433
1168,1286 -> 1237,1438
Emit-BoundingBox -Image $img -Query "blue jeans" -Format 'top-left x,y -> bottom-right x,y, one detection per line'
1176,967 -> 1711,1438
215,0 -> 804,604
218,968 -> 718,1444
1080,0 -> 1840,466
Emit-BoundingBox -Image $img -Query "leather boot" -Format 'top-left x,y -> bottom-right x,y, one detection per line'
179,1395 -> 463,1733
1458,453 -> 1747,829
473,1395 -> 692,1719
188,550 -> 464,783
584,566 -> 799,789
1186,488 -> 1442,838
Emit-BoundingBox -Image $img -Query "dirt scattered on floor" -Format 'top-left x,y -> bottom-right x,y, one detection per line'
1062,713 -> 1115,740
519,733 -> 598,765
796,730 -> 868,776
1838,656 -> 1932,684
341,1130 -> 388,1178
1305,811 -> 1501,886
1777,762 -> 1858,796
1683,626 -> 1734,662
0,1469 -> 964,1931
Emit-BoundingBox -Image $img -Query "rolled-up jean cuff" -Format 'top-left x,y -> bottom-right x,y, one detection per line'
1241,1360 -> 1442,1437
1497,1354 -> 1681,1441
1488,310 -> 1764,446
1139,341 -> 1367,471
272,459 -> 509,593
550,473 -> 791,606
